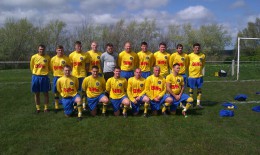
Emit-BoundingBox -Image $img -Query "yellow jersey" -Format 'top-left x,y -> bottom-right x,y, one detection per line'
106,77 -> 127,99
57,75 -> 79,98
154,51 -> 170,77
86,50 -> 102,73
166,74 -> 184,95
188,52 -> 206,78
137,51 -> 155,72
69,51 -> 89,78
145,75 -> 166,100
82,76 -> 106,98
50,55 -> 71,77
30,54 -> 51,75
169,52 -> 188,74
127,77 -> 146,102
118,51 -> 139,71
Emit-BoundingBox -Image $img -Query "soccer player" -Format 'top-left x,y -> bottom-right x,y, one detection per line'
187,43 -> 206,108
118,42 -> 139,80
86,41 -> 102,76
56,65 -> 83,120
166,63 -> 193,117
30,44 -> 51,113
106,67 -> 130,117
50,45 -> 71,112
127,68 -> 150,117
169,44 -> 189,85
82,66 -> 109,116
153,42 -> 170,77
137,42 -> 155,78
145,66 -> 173,115
100,43 -> 118,81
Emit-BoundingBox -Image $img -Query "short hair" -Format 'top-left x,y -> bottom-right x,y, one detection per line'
64,64 -> 71,70
173,63 -> 180,68
159,42 -> 167,47
125,41 -> 131,45
114,66 -> 121,71
193,43 -> 200,47
176,44 -> 183,49
141,42 -> 148,46
74,41 -> 82,45
56,45 -> 64,49
153,65 -> 160,70
38,44 -> 45,49
106,43 -> 113,47
92,65 -> 99,70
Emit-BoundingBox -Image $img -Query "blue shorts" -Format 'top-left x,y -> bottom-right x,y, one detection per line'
52,76 -> 61,93
110,96 -> 127,112
150,94 -> 170,111
61,94 -> 80,115
31,75 -> 51,93
141,71 -> 151,78
120,71 -> 134,80
87,94 -> 105,111
170,93 -> 191,111
188,77 -> 203,89
180,74 -> 187,86
131,95 -> 145,113
78,77 -> 85,91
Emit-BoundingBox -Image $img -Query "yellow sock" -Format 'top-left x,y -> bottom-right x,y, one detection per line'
197,94 -> 202,105
144,102 -> 149,114
54,93 -> 59,109
185,103 -> 192,111
123,105 -> 128,114
44,104 -> 48,110
36,105 -> 40,110
189,88 -> 193,97
102,104 -> 107,114
82,97 -> 86,109
77,103 -> 82,117
162,106 -> 167,113
165,102 -> 171,106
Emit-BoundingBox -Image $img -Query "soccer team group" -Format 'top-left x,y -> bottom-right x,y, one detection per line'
30,41 -> 206,120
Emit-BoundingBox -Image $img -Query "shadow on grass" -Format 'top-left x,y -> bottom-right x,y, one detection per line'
201,100 -> 219,107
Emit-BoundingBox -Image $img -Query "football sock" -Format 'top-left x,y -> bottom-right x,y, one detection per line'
102,103 -> 107,114
185,103 -> 192,111
123,105 -> 128,114
36,105 -> 40,110
44,104 -> 48,110
54,93 -> 59,109
197,89 -> 202,105
189,88 -> 193,97
144,102 -> 149,114
77,103 -> 82,117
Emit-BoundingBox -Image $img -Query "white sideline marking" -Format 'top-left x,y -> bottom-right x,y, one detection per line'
205,79 -> 260,83
230,101 -> 260,104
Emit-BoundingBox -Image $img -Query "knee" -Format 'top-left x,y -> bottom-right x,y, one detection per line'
187,97 -> 193,103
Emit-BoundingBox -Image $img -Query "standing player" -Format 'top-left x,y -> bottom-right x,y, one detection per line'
86,41 -> 102,76
56,65 -> 83,120
127,68 -> 150,117
50,45 -> 71,112
100,43 -> 118,81
187,43 -> 206,108
137,42 -> 155,78
30,44 -> 51,113
145,66 -> 173,115
166,63 -> 193,117
118,42 -> 139,80
169,44 -> 189,84
82,66 -> 109,116
153,42 -> 170,77
106,67 -> 130,117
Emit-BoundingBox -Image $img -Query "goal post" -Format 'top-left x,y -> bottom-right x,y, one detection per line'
237,37 -> 260,80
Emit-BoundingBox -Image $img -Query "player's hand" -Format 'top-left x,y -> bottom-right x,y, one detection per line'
175,95 -> 181,101
133,99 -> 137,104
154,97 -> 160,102
135,96 -> 140,101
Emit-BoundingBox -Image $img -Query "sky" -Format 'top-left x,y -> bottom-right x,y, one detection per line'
0,0 -> 259,48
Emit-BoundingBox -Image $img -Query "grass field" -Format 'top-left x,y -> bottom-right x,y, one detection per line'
0,69 -> 260,155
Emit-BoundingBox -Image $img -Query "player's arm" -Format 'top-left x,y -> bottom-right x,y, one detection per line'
30,56 -> 34,73
144,77 -> 154,100
81,78 -> 87,99
117,52 -> 122,67
134,53 -> 139,69
202,54 -> 206,69
56,79 -> 61,93
50,58 -> 54,72
158,79 -> 166,99
85,52 -> 90,72
169,54 -> 174,69
127,79 -> 135,102
105,78 -> 111,94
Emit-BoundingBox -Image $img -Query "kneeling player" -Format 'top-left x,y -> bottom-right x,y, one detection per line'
82,66 -> 109,116
106,67 -> 130,117
166,63 -> 193,117
56,65 -> 83,120
145,66 -> 173,116
127,68 -> 150,117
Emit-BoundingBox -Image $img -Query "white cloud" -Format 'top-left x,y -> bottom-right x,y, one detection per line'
176,5 -> 213,21
92,14 -> 118,24
230,0 -> 246,9
124,0 -> 169,10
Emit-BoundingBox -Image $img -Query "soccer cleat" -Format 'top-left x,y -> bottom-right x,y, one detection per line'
182,110 -> 186,116
162,112 -> 168,116
123,113 -> 127,118
44,109 -> 50,113
143,113 -> 148,118
77,117 -> 83,121
102,113 -> 106,117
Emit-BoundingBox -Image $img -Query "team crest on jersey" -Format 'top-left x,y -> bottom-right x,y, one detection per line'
70,82 -> 74,85
80,57 -> 83,60
158,81 -> 161,84
61,61 -> 65,64
164,56 -> 167,59
119,83 -> 122,86
43,59 -> 47,63
130,57 -> 133,60
97,56 -> 100,59
146,56 -> 149,60
140,84 -> 144,87
199,58 -> 203,61
181,57 -> 185,61
96,82 -> 100,86
177,79 -> 180,82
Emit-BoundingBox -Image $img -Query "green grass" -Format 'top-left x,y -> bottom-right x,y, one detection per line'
0,70 -> 260,154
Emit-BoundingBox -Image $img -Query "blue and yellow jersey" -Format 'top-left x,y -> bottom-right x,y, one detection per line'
106,77 -> 127,99
50,55 -> 71,77
82,76 -> 106,98
127,77 -> 146,102
188,52 -> 206,78
154,51 -> 170,77
86,50 -> 102,73
69,51 -> 89,78
145,75 -> 166,100
30,54 -> 51,75
169,52 -> 188,74
56,75 -> 79,98
118,51 -> 139,71
137,51 -> 154,72
166,74 -> 184,95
